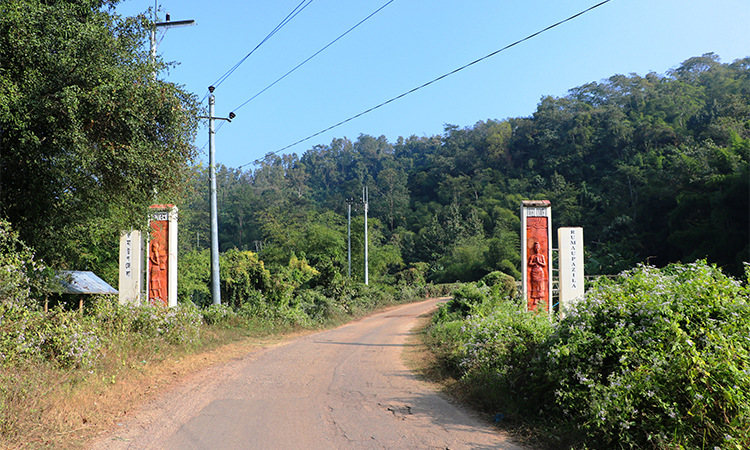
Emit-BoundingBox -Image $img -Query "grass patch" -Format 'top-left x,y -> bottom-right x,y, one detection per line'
0,321 -> 320,450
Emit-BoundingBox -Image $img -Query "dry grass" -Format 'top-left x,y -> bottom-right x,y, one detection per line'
401,311 -> 462,391
1,301 -> 440,450
0,326 -> 316,450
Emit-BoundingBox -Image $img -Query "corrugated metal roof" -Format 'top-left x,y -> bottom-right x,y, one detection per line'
53,271 -> 118,295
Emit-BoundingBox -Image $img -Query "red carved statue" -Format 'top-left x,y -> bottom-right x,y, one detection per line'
528,241 -> 547,310
149,238 -> 167,305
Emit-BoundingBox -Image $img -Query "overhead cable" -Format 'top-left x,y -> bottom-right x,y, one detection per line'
201,0 -> 314,103
230,0 -> 395,113
237,0 -> 612,169
198,0 -> 394,152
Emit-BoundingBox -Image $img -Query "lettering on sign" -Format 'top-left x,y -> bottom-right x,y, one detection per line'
151,211 -> 169,221
525,207 -> 548,217
569,229 -> 578,290
124,233 -> 132,278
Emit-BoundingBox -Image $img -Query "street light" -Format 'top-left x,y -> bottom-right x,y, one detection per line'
149,4 -> 196,64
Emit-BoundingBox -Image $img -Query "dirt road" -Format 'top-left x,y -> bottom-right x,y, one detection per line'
91,298 -> 526,450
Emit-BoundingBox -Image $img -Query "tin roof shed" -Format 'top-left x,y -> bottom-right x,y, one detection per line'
53,271 -> 118,295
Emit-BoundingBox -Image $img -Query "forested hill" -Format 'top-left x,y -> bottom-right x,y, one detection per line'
180,53 -> 749,281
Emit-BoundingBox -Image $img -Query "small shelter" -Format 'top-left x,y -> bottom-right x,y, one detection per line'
50,270 -> 118,311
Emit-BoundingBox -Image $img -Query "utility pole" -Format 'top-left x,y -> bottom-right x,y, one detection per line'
149,2 -> 195,66
346,198 -> 355,278
363,186 -> 369,285
135,2 -> 193,304
201,87 -> 234,305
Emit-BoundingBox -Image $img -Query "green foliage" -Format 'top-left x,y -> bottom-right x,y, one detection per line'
440,283 -> 492,318
457,301 -> 555,414
0,297 -> 202,369
0,219 -> 49,306
479,271 -> 517,299
219,249 -> 271,308
177,249 -> 211,307
530,261 -> 750,449
296,289 -> 342,324
0,0 -> 200,268
200,303 -> 238,327
429,261 -> 750,449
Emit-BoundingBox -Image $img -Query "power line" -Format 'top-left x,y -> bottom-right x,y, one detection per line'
197,0 -> 394,153
201,0 -> 314,103
230,0 -> 395,114
237,0 -> 612,169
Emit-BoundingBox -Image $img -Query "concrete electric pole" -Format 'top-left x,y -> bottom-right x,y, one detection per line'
363,187 -> 369,285
202,87 -> 234,305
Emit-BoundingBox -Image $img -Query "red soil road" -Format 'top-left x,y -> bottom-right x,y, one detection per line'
91,298 -> 527,450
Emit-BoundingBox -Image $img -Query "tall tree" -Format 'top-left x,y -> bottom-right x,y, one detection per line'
0,0 -> 200,267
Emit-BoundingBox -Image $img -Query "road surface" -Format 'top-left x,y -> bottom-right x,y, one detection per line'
92,298 -> 527,450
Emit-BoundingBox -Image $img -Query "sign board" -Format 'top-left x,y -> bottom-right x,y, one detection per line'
119,230 -> 143,305
558,227 -> 584,314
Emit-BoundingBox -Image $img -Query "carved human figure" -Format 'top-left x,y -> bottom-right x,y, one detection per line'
149,240 -> 167,304
528,241 -> 547,308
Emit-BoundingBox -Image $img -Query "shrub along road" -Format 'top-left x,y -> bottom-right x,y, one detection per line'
90,298 -> 526,450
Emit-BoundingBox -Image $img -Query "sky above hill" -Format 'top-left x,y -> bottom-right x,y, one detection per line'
115,0 -> 749,170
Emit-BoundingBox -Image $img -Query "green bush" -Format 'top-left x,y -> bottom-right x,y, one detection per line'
426,261 -> 750,449
177,249 -> 211,307
220,249 -> 272,308
460,301 -> 554,379
480,271 -> 518,299
0,302 -> 45,365
0,219 -> 48,307
443,283 -> 491,317
40,307 -> 101,369
201,303 -> 238,326
0,302 -> 102,370
130,303 -> 202,345
424,319 -> 466,374
530,261 -> 750,449
297,289 -> 341,324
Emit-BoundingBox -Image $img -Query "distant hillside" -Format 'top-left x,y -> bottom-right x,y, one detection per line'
180,53 -> 749,282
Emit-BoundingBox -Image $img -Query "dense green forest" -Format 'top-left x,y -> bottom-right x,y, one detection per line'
177,53 -> 749,287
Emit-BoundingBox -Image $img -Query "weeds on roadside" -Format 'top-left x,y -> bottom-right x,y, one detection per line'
426,261 -> 750,450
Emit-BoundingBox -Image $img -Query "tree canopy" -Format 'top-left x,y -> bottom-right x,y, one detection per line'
181,54 -> 748,282
0,0 -> 200,268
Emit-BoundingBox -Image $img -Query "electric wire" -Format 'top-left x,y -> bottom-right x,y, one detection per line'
230,0 -> 395,113
200,0 -> 313,103
197,0 -> 394,152
237,0 -> 612,169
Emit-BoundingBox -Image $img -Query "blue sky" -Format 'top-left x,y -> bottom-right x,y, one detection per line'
115,0 -> 750,170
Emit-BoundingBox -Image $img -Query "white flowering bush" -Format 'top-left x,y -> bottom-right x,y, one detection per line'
427,281 -> 528,381
0,219 -> 48,308
130,302 -> 202,345
1,296 -> 203,370
427,262 -> 749,449
201,303 -> 238,326
530,261 -> 750,449
39,308 -> 101,369
0,302 -> 45,364
460,301 -> 554,382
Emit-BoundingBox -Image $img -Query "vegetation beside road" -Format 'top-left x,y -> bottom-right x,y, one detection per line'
0,217 -> 445,450
422,261 -> 750,450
